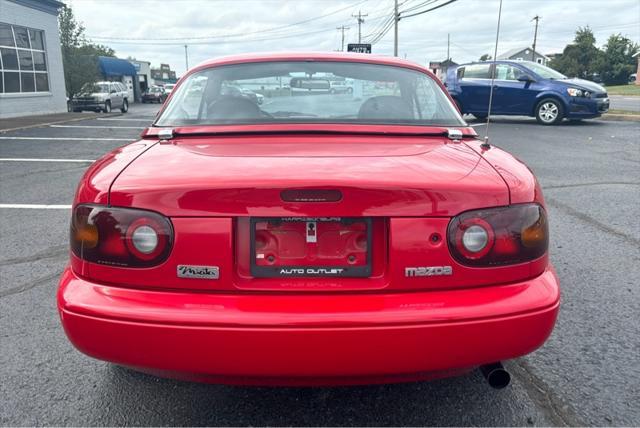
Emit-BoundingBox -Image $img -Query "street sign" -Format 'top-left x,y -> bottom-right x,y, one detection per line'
347,44 -> 371,54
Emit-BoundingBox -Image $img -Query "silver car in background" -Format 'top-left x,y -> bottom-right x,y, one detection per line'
70,81 -> 129,113
164,83 -> 176,95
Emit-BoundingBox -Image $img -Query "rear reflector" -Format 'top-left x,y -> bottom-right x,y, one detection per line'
280,189 -> 342,203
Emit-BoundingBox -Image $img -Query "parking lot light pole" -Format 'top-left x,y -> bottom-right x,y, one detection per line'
184,44 -> 189,71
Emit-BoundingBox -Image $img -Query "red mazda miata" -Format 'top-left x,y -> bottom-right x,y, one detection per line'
58,52 -> 559,388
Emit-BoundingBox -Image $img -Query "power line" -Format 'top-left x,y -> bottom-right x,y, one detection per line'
364,0 -> 457,53
400,0 -> 458,19
400,0 -> 438,14
362,9 -> 394,41
94,27 -> 338,46
450,40 -> 480,57
363,14 -> 394,42
366,15 -> 395,44
88,0 -> 368,41
371,20 -> 639,47
362,6 -> 393,37
362,2 -> 399,45
95,11 -> 404,47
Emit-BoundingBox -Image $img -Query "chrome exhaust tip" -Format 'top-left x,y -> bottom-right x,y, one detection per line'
480,362 -> 511,389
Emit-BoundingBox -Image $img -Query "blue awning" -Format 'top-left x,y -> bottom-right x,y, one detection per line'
98,56 -> 137,77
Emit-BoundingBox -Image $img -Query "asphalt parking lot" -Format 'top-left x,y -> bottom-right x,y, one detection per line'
0,103 -> 638,426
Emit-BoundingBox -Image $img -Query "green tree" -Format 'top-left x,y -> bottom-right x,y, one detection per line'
574,26 -> 596,46
479,54 -> 492,61
58,4 -> 116,97
76,43 -> 116,58
549,26 -> 602,79
58,4 -> 84,53
597,34 -> 639,85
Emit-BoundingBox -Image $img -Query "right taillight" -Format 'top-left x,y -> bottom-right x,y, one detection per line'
71,204 -> 173,268
448,203 -> 548,267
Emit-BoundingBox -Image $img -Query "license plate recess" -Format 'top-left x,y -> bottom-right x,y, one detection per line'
250,217 -> 372,278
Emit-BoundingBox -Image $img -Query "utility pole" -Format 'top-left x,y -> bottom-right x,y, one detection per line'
531,15 -> 540,61
336,25 -> 350,51
184,44 -> 189,71
393,0 -> 399,56
447,33 -> 450,60
352,10 -> 368,43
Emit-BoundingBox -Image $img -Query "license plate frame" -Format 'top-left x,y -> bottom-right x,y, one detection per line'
249,217 -> 372,278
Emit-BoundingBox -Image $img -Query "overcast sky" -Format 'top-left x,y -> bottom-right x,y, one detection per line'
68,0 -> 640,76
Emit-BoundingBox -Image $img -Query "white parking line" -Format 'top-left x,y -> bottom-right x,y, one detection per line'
97,117 -> 154,121
49,124 -> 144,129
0,158 -> 95,163
469,123 -> 486,127
0,204 -> 71,209
0,136 -> 132,141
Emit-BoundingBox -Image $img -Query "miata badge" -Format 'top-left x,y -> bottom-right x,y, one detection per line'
177,265 -> 219,279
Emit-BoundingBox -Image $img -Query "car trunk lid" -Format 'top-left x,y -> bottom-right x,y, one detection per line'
98,133 -> 514,292
109,133 -> 508,217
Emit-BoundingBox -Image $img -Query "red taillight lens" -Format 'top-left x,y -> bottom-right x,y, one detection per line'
448,203 -> 548,266
71,204 -> 173,267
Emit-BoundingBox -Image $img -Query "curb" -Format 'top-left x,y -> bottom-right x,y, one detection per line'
601,114 -> 640,122
0,112 -> 123,133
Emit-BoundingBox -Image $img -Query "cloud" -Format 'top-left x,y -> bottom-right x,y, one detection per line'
68,0 -> 640,76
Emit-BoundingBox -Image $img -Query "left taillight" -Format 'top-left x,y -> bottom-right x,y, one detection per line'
71,204 -> 173,267
447,203 -> 548,267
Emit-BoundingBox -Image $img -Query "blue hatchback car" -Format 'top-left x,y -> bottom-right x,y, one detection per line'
445,60 -> 610,125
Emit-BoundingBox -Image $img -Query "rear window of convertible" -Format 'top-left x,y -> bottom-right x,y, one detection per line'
155,61 -> 464,127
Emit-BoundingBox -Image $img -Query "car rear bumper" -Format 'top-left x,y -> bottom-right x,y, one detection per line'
58,266 -> 560,385
71,101 -> 103,109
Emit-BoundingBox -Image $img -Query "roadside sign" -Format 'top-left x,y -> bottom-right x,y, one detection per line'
347,44 -> 371,54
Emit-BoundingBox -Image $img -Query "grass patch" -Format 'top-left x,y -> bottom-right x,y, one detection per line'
605,85 -> 640,96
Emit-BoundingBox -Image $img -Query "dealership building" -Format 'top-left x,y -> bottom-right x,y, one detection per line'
97,55 -> 137,101
130,59 -> 151,95
0,0 -> 67,118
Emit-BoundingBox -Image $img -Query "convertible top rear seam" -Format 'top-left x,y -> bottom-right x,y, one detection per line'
106,141 -> 159,206
463,141 -> 513,205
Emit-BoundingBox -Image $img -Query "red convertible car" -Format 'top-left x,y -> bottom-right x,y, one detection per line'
58,52 -> 559,388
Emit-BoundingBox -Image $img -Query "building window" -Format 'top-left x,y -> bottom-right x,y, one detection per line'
536,58 -> 544,64
0,22 -> 49,94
